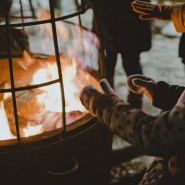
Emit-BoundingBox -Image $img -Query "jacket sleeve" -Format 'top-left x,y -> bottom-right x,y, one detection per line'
171,3 -> 185,32
152,81 -> 185,110
84,90 -> 185,157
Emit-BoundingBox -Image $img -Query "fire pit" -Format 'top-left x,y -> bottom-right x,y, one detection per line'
0,1 -> 112,185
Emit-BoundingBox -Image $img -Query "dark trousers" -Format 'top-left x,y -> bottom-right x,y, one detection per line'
104,49 -> 143,108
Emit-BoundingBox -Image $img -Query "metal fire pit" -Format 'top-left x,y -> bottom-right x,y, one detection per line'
0,1 -> 112,185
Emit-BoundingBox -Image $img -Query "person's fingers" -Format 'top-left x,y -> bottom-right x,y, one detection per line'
127,76 -> 143,93
132,78 -> 151,89
139,14 -> 156,20
132,0 -> 151,7
132,7 -> 148,15
80,84 -> 101,106
132,1 -> 155,10
132,5 -> 154,15
99,79 -> 115,95
132,3 -> 154,10
134,78 -> 156,100
134,0 -> 151,5
128,74 -> 154,82
132,0 -> 157,18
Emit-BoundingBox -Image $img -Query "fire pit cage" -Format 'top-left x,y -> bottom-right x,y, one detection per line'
0,0 -> 107,148
0,1 -> 112,185
0,0 -> 112,185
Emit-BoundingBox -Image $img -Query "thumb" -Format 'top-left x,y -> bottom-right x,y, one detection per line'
133,78 -> 151,89
133,78 -> 155,100
99,79 -> 115,95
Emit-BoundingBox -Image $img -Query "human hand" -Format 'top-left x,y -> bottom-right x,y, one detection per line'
131,0 -> 172,20
127,74 -> 156,100
80,79 -> 122,118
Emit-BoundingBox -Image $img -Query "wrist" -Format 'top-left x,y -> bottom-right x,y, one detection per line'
160,5 -> 172,20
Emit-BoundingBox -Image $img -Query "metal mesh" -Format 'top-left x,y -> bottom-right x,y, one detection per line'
0,0 -> 97,147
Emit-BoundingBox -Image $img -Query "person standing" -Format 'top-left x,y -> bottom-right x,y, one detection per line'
91,0 -> 152,109
179,33 -> 185,68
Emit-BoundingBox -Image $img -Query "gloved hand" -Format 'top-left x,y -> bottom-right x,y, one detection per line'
80,79 -> 126,122
126,74 -> 156,100
131,0 -> 172,20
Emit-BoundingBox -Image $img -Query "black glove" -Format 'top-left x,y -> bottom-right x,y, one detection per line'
131,0 -> 172,20
127,74 -> 156,100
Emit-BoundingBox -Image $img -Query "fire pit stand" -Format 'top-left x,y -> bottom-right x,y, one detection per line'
0,0 -> 112,185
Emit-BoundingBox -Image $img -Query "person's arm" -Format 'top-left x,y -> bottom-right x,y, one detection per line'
80,80 -> 185,157
126,74 -> 185,110
131,0 -> 185,32
131,0 -> 172,20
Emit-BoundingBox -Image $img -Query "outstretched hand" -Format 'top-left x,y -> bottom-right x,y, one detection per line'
127,74 -> 156,100
131,0 -> 172,20
80,79 -> 123,118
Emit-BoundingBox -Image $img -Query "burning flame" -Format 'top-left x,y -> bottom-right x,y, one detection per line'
23,122 -> 44,137
0,102 -> 15,140
30,58 -> 86,113
0,9 -> 99,141
63,59 -> 86,112
18,56 -> 88,138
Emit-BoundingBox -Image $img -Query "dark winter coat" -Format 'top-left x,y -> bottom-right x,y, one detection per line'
92,0 -> 152,53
